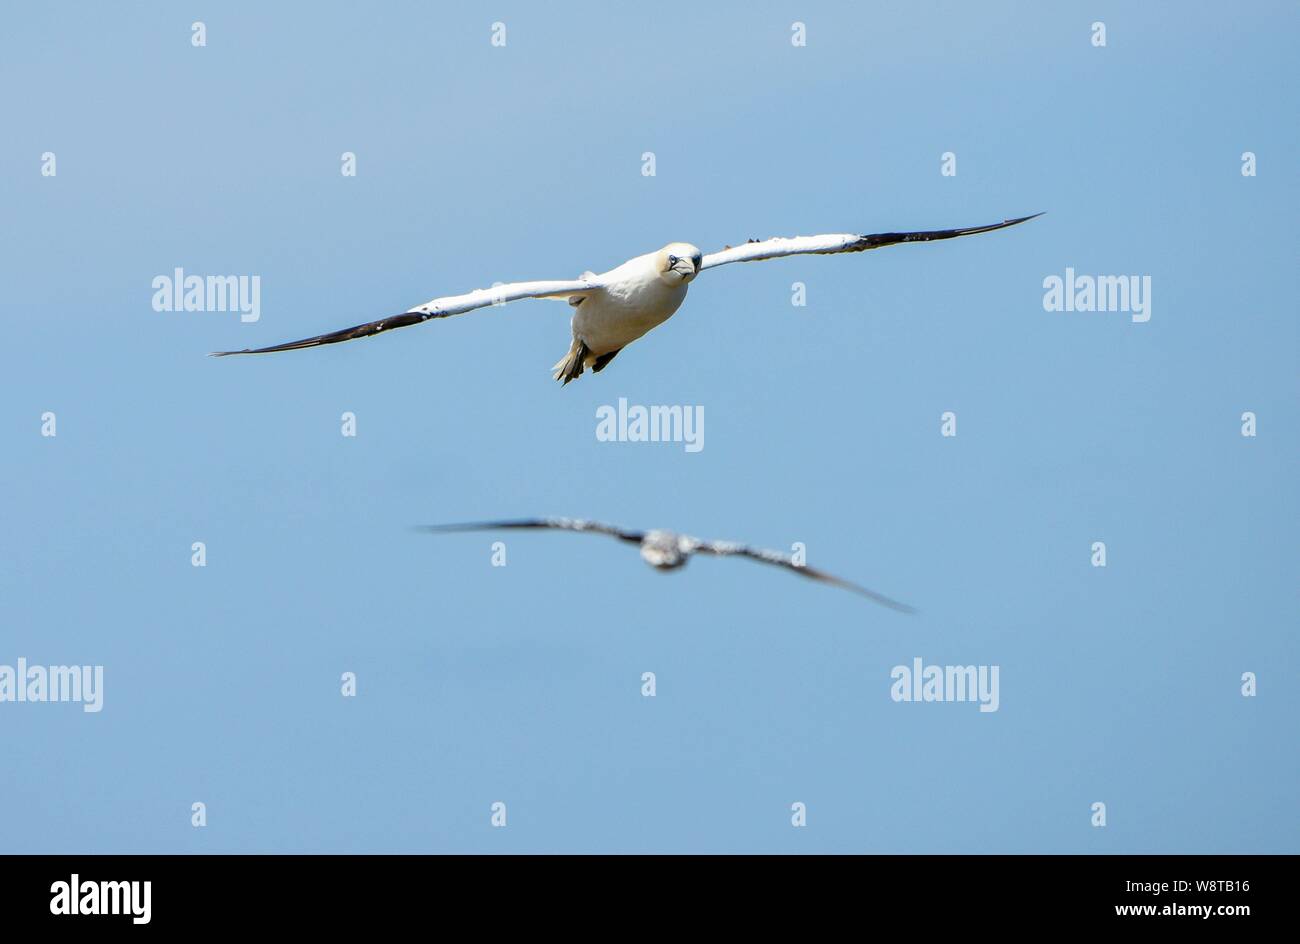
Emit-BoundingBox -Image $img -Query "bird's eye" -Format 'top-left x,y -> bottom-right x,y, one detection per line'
668,255 -> 678,267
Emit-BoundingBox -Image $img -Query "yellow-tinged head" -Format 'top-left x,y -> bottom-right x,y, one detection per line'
656,243 -> 703,285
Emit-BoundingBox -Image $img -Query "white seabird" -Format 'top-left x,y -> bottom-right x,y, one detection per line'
213,214 -> 1040,383
421,518 -> 914,611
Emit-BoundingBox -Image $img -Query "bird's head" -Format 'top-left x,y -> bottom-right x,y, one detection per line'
639,530 -> 688,570
657,243 -> 702,285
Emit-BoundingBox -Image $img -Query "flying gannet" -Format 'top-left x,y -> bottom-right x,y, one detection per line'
420,518 -> 914,611
214,214 -> 1041,383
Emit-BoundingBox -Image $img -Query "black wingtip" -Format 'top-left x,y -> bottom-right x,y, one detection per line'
832,577 -> 918,613
414,523 -> 481,534
857,589 -> 918,614
415,520 -> 545,535
978,213 -> 1043,233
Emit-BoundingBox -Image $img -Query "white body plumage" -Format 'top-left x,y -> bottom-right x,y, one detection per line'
552,242 -> 701,382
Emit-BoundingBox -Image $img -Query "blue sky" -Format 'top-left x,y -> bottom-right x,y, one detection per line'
1,2 -> 1296,853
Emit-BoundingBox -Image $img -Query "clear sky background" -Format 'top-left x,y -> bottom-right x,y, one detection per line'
2,2 -> 1296,853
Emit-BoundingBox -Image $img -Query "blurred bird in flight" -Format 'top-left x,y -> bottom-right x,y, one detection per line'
420,518 -> 915,611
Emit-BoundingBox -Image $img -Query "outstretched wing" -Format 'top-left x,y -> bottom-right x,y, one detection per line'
699,214 -> 1041,271
211,278 -> 599,356
691,539 -> 915,612
418,518 -> 645,545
